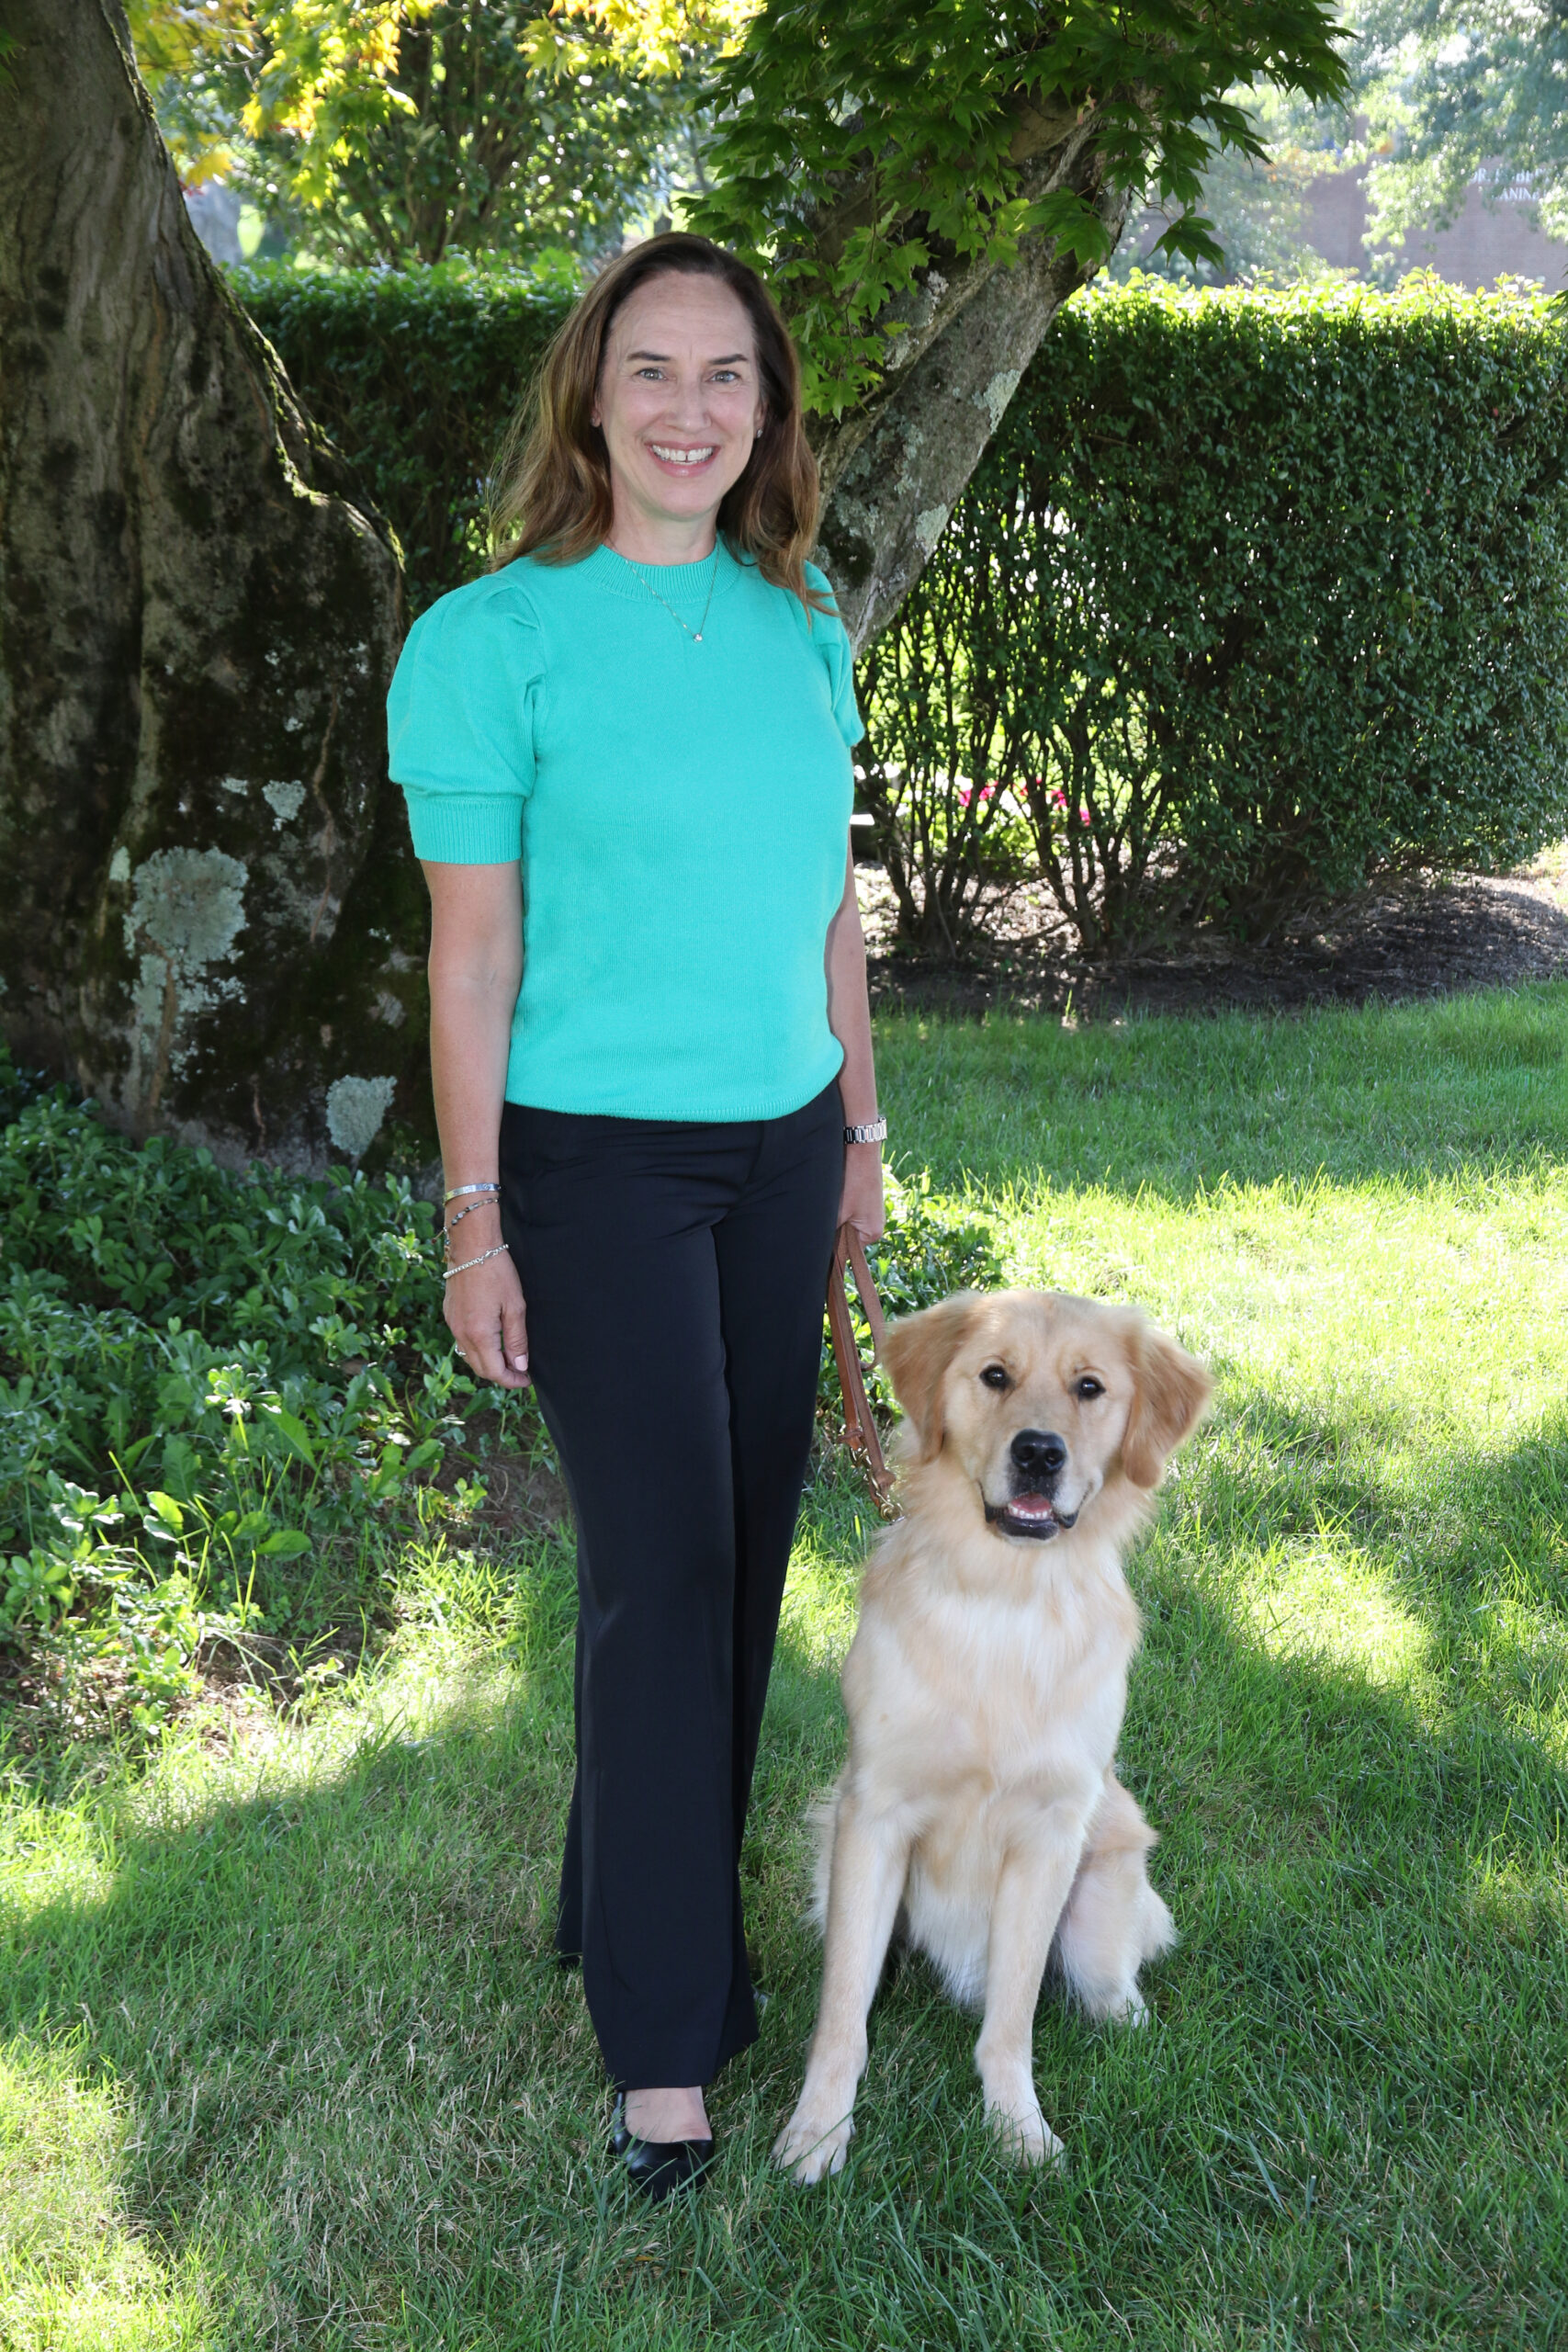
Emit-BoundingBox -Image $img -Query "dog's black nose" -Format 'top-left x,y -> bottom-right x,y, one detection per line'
1010,1428 -> 1066,1477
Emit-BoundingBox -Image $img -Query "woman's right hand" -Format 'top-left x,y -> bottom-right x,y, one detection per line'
444,1204 -> 531,1387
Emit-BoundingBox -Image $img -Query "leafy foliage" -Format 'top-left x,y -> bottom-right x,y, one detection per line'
246,0 -> 679,264
689,0 -> 1350,414
233,258 -> 573,613
130,0 -> 691,266
0,1051 -> 501,1731
1108,82 -> 1349,288
862,273 -> 1568,946
1127,0 -> 1568,292
126,0 -> 254,185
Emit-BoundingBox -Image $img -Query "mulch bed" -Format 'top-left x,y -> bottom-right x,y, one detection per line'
862,853 -> 1568,1020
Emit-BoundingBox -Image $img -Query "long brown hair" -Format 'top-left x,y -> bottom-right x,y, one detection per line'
489,232 -> 827,611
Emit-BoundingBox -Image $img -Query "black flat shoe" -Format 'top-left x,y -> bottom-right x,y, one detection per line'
609,2095 -> 716,2203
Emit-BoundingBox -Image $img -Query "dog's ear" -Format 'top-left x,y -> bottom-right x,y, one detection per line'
881,1294 -> 981,1464
1120,1319 -> 1213,1488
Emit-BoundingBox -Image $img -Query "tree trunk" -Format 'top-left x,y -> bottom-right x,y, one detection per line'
810,119 -> 1130,651
0,0 -> 424,1174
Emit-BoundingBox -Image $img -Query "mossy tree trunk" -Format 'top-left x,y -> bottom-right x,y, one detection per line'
0,0 -> 426,1173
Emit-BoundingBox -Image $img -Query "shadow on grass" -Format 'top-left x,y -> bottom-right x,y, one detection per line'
1173,1380 -> 1568,1756
4,1436 -> 1568,2351
875,979 -> 1568,1204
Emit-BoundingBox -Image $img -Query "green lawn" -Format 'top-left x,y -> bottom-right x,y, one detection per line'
5,985 -> 1568,2349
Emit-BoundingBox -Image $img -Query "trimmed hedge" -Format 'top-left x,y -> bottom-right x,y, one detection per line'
233,260 -> 573,617
862,277 -> 1568,944
236,266 -> 1568,939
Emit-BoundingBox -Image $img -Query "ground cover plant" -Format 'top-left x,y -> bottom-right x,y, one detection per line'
4,982 -> 1568,2346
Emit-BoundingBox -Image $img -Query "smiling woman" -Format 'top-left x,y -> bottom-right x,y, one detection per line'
489,234 -> 824,601
386,232 -> 886,2202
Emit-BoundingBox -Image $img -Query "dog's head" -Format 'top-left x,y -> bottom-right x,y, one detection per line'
881,1290 -> 1212,1542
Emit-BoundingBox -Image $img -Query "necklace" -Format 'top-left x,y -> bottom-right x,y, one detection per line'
615,545 -> 719,644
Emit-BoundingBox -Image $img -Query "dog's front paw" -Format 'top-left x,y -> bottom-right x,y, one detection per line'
773,2105 -> 854,2186
985,2096 -> 1066,2169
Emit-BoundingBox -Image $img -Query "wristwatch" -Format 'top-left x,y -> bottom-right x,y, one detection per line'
843,1116 -> 887,1147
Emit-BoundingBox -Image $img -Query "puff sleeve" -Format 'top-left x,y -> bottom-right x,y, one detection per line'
388,579 -> 544,864
803,562 -> 866,750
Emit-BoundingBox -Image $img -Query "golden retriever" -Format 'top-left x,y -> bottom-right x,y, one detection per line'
774,1288 -> 1212,2185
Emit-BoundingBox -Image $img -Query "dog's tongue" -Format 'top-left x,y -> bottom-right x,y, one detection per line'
1007,1494 -> 1055,1521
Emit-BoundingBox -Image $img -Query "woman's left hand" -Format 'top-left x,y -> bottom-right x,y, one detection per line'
839,1141 -> 886,1242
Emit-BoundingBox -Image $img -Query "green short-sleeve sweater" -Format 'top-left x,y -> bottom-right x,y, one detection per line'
388,541 -> 863,1122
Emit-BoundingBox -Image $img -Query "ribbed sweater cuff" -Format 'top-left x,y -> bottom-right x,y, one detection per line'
402,787 -> 523,865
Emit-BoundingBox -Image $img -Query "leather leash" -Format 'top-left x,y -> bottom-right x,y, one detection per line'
827,1221 -> 898,1518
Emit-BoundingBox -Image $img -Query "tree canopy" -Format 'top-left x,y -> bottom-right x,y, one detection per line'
135,0 -> 1351,383
130,0 -> 699,264
1352,0 -> 1567,258
687,0 -> 1349,413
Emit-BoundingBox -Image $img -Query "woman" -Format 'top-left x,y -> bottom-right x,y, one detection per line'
387,232 -> 885,2200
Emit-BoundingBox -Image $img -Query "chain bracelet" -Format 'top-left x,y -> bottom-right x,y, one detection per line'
443,1242 -> 511,1283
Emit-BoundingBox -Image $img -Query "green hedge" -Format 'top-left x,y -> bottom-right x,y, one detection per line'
861,277 -> 1568,944
237,266 -> 1568,938
232,260 -> 574,617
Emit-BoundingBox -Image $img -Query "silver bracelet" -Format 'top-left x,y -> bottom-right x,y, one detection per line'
443,1242 -> 511,1283
843,1116 -> 887,1147
444,1180 -> 502,1204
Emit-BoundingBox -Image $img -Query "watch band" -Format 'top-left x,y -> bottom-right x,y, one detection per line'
843,1116 -> 887,1147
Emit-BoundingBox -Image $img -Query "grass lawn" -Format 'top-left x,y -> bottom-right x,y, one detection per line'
4,982 -> 1568,2349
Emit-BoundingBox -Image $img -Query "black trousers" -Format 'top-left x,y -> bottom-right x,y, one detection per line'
499,1080 -> 844,2088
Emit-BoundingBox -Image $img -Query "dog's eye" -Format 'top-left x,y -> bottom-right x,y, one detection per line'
979,1363 -> 1010,1391
1076,1376 -> 1104,1400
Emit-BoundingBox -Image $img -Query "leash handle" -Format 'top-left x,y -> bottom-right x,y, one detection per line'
828,1221 -> 897,1518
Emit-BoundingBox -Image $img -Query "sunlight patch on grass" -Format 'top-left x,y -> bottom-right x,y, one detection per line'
1235,1537 -> 1432,1691
0,2037 -> 208,2350
1000,1170 -> 1568,1490
0,1797 -> 115,1923
777,1539 -> 861,1674
1463,1858 -> 1568,1946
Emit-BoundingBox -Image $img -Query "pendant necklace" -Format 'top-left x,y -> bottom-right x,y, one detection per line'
617,545 -> 719,644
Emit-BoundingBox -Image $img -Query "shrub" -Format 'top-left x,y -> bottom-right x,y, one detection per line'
0,1049 -> 521,1735
232,259 -> 574,617
862,276 -> 1568,946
